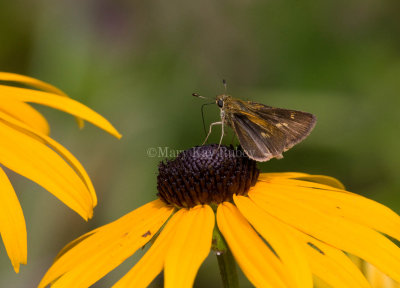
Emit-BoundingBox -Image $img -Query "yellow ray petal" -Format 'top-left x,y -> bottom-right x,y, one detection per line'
164,205 -> 215,288
113,207 -> 201,288
289,227 -> 371,288
54,230 -> 98,261
0,168 -> 27,273
39,200 -> 173,288
0,111 -> 97,206
0,100 -> 49,135
364,262 -> 400,288
0,72 -> 67,96
258,172 -> 310,180
0,85 -> 121,139
244,196 -> 370,288
294,175 -> 345,190
0,72 -> 84,128
253,180 -> 400,242
234,195 -> 313,288
217,202 -> 289,288
258,173 -> 345,190
112,212 -> 180,288
249,187 -> 400,283
0,121 -> 95,219
262,177 -> 345,192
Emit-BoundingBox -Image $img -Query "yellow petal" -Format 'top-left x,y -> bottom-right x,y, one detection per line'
259,173 -> 345,190
364,262 -> 400,288
0,120 -> 93,219
0,168 -> 27,273
0,85 -> 121,139
113,206 -> 214,288
0,72 -> 67,96
54,229 -> 98,261
258,172 -> 345,190
234,195 -> 313,288
217,202 -> 289,288
112,208 -> 183,288
294,175 -> 345,189
0,100 -> 49,135
165,205 -> 215,288
0,111 -> 97,206
39,200 -> 173,288
253,180 -> 400,242
289,227 -> 371,288
258,172 -> 310,180
261,176 -> 345,192
0,72 -> 84,128
243,195 -> 370,288
249,185 -> 400,283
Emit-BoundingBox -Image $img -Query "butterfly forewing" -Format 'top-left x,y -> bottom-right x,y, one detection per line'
225,99 -> 316,162
248,104 -> 316,149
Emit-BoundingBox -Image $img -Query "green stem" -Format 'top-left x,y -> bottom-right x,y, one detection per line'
212,225 -> 239,288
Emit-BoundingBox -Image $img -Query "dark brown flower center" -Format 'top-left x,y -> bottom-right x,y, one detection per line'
157,144 -> 259,208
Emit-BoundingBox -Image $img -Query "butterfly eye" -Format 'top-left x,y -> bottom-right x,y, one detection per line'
217,99 -> 224,108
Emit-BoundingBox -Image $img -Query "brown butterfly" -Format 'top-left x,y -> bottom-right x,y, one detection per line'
193,82 -> 316,162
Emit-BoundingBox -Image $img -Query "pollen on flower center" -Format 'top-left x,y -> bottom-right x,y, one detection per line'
157,144 -> 259,208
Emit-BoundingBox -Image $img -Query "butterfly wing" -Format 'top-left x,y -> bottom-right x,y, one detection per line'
230,112 -> 287,161
228,101 -> 316,162
248,103 -> 316,151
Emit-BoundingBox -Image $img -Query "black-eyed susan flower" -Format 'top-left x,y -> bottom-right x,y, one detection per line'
0,72 -> 121,273
40,145 -> 400,287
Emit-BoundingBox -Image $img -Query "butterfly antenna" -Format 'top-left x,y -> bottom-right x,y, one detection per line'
200,103 -> 208,135
192,93 -> 209,100
222,79 -> 227,93
200,102 -> 215,136
192,92 -> 214,136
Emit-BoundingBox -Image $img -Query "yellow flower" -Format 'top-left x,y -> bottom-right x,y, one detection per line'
39,145 -> 400,287
0,72 -> 121,273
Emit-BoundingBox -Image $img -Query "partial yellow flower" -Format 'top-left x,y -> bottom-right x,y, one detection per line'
0,72 -> 121,273
40,145 -> 400,287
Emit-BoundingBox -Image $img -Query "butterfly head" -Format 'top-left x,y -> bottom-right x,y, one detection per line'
216,94 -> 231,109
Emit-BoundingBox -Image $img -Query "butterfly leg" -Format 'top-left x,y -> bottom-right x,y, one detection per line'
217,110 -> 226,150
202,121 -> 222,145
217,121 -> 225,150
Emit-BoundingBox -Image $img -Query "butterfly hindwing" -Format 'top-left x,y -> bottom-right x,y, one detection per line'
231,112 -> 287,161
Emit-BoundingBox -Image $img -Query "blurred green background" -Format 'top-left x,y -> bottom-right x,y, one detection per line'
1,0 -> 400,287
